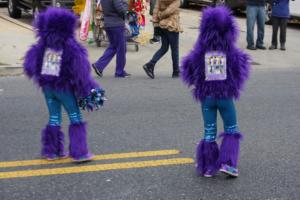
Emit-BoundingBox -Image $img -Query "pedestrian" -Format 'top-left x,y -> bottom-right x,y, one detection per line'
149,0 -> 160,43
181,7 -> 251,178
246,0 -> 266,50
92,0 -> 131,78
269,0 -> 292,51
24,8 -> 106,162
143,0 -> 182,79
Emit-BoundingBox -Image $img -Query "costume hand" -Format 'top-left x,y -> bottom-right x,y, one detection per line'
79,88 -> 107,111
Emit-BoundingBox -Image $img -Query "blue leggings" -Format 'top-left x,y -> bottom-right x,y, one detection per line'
201,98 -> 238,142
43,89 -> 82,126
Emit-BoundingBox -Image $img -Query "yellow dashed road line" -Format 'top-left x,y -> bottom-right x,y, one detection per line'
0,150 -> 180,168
0,158 -> 194,179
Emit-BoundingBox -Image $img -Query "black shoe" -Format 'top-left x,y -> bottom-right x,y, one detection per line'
115,71 -> 131,78
256,45 -> 267,50
280,43 -> 286,51
172,71 -> 179,78
269,45 -> 277,50
247,46 -> 256,50
92,64 -> 103,77
143,63 -> 155,79
150,38 -> 160,44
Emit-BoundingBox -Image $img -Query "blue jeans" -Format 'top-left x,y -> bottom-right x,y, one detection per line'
150,28 -> 179,72
43,89 -> 82,126
95,26 -> 126,76
201,98 -> 238,142
246,5 -> 265,48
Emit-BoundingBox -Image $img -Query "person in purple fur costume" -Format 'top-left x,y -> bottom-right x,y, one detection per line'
181,6 -> 251,177
24,8 -> 106,162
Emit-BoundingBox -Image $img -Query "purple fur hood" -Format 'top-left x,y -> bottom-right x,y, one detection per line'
24,8 -> 99,98
181,6 -> 251,101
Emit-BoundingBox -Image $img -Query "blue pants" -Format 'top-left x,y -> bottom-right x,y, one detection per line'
43,89 -> 82,126
150,28 -> 179,72
95,26 -> 126,76
246,5 -> 265,48
201,98 -> 238,142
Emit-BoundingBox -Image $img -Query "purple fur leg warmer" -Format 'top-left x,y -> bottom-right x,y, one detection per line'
218,132 -> 243,168
41,125 -> 65,157
69,122 -> 89,159
195,140 -> 219,176
57,129 -> 66,157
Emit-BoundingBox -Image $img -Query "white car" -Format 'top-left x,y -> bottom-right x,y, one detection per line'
290,0 -> 300,19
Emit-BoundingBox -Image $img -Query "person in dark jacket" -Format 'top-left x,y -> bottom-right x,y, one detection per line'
149,0 -> 160,43
269,0 -> 293,50
246,0 -> 266,50
92,0 -> 130,78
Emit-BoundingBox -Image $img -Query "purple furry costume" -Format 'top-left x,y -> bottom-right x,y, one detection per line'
24,8 -> 101,161
181,7 -> 250,176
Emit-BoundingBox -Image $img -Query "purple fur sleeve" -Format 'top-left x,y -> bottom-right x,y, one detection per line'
66,40 -> 100,98
228,49 -> 251,98
181,52 -> 195,87
23,44 -> 43,79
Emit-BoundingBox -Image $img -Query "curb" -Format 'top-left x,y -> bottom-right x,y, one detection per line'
0,14 -> 33,31
0,65 -> 23,77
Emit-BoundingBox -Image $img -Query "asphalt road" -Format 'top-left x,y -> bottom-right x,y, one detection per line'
0,3 -> 300,200
0,67 -> 300,200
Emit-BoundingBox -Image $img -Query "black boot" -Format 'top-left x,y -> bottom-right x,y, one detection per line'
143,62 -> 155,79
280,43 -> 286,51
172,71 -> 179,78
269,44 -> 277,50
150,36 -> 160,44
172,65 -> 180,78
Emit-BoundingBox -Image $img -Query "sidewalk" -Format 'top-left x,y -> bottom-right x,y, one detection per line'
1,9 -> 300,77
0,15 -> 34,76
0,12 -> 155,77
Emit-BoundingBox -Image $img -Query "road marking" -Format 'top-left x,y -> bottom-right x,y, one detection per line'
0,149 -> 180,168
0,158 -> 194,179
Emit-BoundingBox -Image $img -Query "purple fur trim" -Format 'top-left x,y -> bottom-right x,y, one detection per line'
69,122 -> 90,159
218,132 -> 243,168
57,129 -> 66,157
24,8 -> 99,98
181,6 -> 251,101
41,125 -> 65,157
195,140 -> 219,176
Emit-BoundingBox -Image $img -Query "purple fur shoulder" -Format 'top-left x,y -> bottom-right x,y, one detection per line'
181,6 -> 251,101
24,8 -> 99,98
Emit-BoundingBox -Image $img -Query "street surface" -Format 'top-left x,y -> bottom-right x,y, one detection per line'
0,5 -> 300,200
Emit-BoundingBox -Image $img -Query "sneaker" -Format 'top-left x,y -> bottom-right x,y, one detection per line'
220,164 -> 239,177
256,45 -> 267,50
203,170 -> 213,178
44,153 -> 68,161
143,63 -> 155,79
115,71 -> 131,78
43,154 -> 59,161
269,45 -> 277,50
92,63 -> 103,77
246,46 -> 256,50
72,153 -> 94,163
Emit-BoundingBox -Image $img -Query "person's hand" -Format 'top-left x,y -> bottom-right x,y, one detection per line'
158,11 -> 162,19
